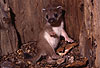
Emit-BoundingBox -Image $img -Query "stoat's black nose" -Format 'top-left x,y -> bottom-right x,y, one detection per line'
48,18 -> 55,23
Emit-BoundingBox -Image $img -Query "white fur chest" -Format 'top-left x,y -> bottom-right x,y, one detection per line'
44,22 -> 64,48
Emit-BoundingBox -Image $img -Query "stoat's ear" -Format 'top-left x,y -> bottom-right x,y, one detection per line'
42,8 -> 46,11
57,6 -> 63,9
42,8 -> 47,12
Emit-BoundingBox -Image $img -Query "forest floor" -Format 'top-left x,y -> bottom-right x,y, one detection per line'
0,40 -> 88,68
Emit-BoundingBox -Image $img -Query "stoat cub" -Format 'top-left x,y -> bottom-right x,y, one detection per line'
29,6 -> 74,63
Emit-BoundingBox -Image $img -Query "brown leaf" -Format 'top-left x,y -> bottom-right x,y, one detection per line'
65,57 -> 88,68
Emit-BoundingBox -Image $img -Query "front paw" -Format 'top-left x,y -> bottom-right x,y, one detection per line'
50,31 -> 58,38
66,38 -> 74,43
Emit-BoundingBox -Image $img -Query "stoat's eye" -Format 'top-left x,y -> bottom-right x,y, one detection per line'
54,13 -> 58,18
46,15 -> 48,19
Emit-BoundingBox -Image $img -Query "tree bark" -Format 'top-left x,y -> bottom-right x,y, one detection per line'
0,0 -> 18,56
65,0 -> 84,41
79,0 -> 100,67
93,0 -> 100,67
8,0 -> 44,43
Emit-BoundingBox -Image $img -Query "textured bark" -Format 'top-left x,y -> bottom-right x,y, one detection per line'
65,0 -> 84,41
79,0 -> 100,67
93,0 -> 100,67
79,0 -> 94,67
8,0 -> 49,43
0,0 -> 18,56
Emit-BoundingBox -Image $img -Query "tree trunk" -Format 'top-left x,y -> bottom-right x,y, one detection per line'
8,0 -> 45,43
93,0 -> 100,67
65,0 -> 84,41
0,0 -> 18,56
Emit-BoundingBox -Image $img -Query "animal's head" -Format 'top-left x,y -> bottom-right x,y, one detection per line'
42,6 -> 65,27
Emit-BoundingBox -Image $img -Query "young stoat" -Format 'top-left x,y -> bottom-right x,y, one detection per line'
28,6 -> 74,63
